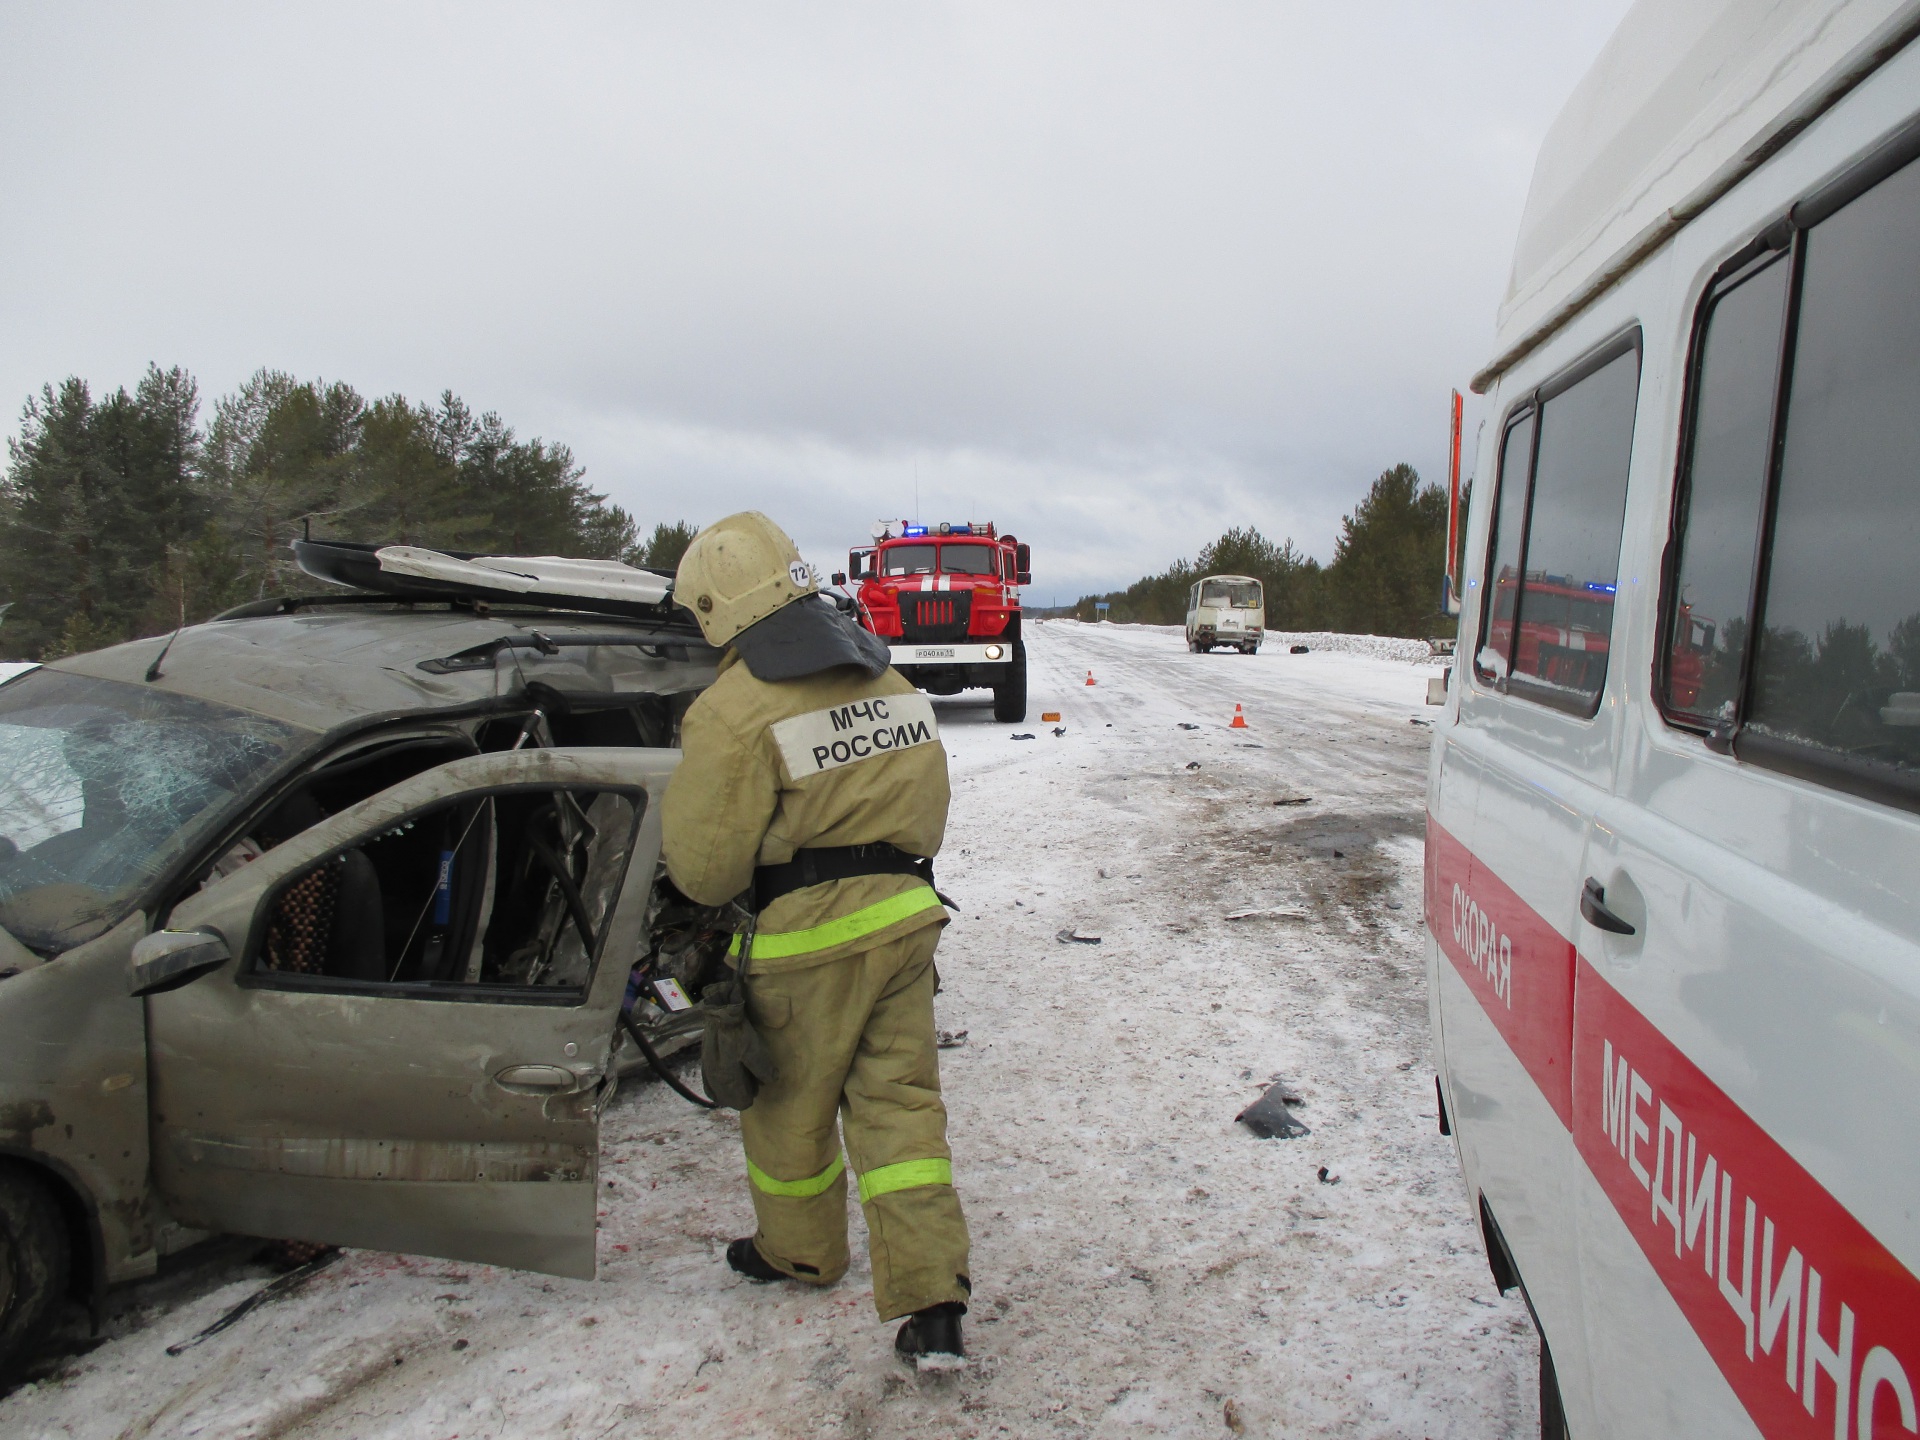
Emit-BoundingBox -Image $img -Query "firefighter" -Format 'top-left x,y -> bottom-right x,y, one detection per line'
660,511 -> 972,1363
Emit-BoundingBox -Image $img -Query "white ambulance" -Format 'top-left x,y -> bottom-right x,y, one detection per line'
1426,3 -> 1920,1436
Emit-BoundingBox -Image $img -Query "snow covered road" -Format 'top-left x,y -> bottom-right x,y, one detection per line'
3,621 -> 1541,1440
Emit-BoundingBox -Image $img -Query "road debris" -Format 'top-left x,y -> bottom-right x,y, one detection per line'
1290,644 -> 1310,654
1185,760 -> 1202,770
1054,929 -> 1102,945
1010,732 -> 1036,740
1224,906 -> 1308,921
1236,1082 -> 1310,1139
1272,796 -> 1312,806
936,1029 -> 969,1049
1177,722 -> 1200,730
1318,1166 -> 1342,1185
1224,1396 -> 1247,1433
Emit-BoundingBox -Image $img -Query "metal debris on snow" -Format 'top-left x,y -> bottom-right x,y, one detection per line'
1055,929 -> 1102,945
1010,733 -> 1036,740
1272,796 -> 1312,806
1185,761 -> 1202,770
1236,1083 -> 1310,1139
936,1029 -> 969,1049
1224,906 -> 1308,922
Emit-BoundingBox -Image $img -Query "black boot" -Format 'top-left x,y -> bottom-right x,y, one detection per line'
726,1237 -> 790,1283
895,1302 -> 966,1365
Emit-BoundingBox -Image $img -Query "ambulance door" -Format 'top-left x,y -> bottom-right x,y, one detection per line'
1443,335 -> 1641,1418
1575,138 -> 1920,1437
142,748 -> 672,1280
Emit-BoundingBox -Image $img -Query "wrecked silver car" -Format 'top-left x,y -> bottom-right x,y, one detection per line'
0,541 -> 723,1375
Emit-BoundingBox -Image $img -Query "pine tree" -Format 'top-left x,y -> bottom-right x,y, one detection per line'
1324,463 -> 1447,637
0,365 -> 703,658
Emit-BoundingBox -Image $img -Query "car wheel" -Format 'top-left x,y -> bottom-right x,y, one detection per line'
0,1164 -> 69,1382
992,642 -> 1028,723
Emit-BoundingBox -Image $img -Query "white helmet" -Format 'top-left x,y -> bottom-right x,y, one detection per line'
673,511 -> 817,648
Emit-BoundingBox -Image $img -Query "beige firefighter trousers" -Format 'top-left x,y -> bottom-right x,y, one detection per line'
739,925 -> 971,1320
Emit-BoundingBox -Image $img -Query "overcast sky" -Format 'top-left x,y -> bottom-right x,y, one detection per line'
0,2 -> 1633,599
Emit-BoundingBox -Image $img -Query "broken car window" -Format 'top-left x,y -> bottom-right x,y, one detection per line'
253,786 -> 641,995
0,670 -> 304,953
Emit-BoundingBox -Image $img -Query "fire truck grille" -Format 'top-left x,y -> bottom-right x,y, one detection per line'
901,592 -> 972,642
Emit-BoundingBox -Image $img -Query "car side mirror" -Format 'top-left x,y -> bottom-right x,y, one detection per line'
129,929 -> 231,997
1015,544 -> 1031,586
831,572 -> 847,587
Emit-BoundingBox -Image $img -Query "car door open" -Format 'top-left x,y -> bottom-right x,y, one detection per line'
143,747 -> 674,1280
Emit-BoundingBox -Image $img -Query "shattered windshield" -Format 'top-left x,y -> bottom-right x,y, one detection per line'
0,670 -> 306,953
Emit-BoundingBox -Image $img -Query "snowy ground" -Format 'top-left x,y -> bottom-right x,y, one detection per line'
2,621 -> 1541,1440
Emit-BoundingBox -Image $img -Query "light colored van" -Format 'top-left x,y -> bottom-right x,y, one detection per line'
1426,3 -> 1920,1435
1186,574 -> 1264,653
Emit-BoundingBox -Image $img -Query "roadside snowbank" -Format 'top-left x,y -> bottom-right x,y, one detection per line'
1079,621 -> 1440,664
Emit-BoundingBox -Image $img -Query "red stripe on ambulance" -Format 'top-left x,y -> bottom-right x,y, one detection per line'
1427,819 -> 1920,1438
1426,819 -> 1575,1127
1576,959 -> 1917,1440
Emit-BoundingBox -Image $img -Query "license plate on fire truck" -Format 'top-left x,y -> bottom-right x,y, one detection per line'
889,643 -> 1010,665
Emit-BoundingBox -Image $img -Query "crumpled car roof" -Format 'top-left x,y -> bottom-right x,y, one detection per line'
52,605 -> 717,734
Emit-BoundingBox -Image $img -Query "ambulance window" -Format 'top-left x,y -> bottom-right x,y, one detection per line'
1475,411 -> 1534,682
1474,339 -> 1639,714
1660,257 -> 1790,725
879,545 -> 935,576
1744,154 -> 1920,798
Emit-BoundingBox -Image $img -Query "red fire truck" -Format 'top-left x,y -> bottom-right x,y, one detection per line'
838,520 -> 1032,722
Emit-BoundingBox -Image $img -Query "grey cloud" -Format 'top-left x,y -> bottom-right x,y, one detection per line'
0,1 -> 1633,596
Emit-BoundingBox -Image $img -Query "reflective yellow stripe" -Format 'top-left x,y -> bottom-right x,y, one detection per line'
856,1157 -> 953,1204
746,1153 -> 845,1198
729,885 -> 945,961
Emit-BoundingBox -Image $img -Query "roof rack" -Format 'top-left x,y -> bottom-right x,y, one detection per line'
289,539 -> 689,625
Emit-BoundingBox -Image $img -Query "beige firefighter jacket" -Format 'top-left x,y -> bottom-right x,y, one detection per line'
660,650 -> 950,973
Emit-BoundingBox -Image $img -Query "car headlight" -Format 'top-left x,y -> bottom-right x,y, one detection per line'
985,644 -> 1005,660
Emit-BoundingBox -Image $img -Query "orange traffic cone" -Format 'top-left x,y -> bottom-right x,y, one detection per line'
1230,704 -> 1248,729
1085,670 -> 1096,686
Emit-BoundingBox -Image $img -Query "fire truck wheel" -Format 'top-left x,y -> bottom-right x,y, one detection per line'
0,1163 -> 69,1382
992,643 -> 1028,723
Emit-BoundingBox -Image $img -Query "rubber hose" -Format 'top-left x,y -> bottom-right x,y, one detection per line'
621,1009 -> 718,1109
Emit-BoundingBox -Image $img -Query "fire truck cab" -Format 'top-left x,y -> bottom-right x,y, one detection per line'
842,521 -> 1030,722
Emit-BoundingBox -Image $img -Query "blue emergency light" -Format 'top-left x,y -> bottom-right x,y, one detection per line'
1586,582 -> 1618,594
902,525 -> 927,537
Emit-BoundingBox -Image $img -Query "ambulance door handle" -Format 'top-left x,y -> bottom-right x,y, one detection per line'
1580,878 -> 1636,936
